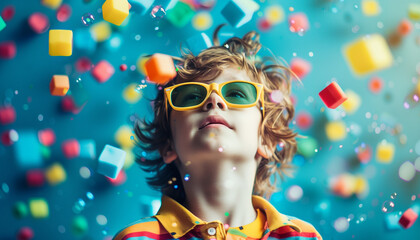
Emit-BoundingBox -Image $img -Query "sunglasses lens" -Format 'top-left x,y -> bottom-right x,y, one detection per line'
222,82 -> 257,105
171,84 -> 207,107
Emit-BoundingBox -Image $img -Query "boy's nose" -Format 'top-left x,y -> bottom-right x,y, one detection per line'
202,92 -> 228,112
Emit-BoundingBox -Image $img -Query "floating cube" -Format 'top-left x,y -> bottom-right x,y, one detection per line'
330,174 -> 355,198
41,0 -> 62,9
0,105 -> 16,125
341,90 -> 361,114
72,215 -> 89,236
128,0 -> 154,15
45,163 -> 67,185
0,16 -> 6,31
343,34 -> 393,76
296,136 -> 318,158
90,21 -> 111,42
49,75 -> 69,96
399,208 -> 418,229
29,198 -> 49,218
265,5 -> 284,25
38,128 -> 56,146
79,139 -> 96,159
376,140 -> 395,163
0,41 -> 16,59
385,212 -> 403,231
91,60 -> 115,83
69,79 -> 90,109
28,12 -> 49,34
166,1 -> 195,28
102,0 -> 129,26
17,227 -> 34,240
221,0 -> 258,28
97,144 -> 126,179
14,131 -> 43,168
76,57 -> 92,73
356,144 -> 372,163
361,0 -> 381,16
74,28 -> 96,52
399,161 -> 416,182
62,139 -> 80,159
186,32 -> 212,56
353,176 -> 367,195
26,169 -> 45,187
288,13 -> 309,33
136,55 -> 149,75
13,201 -> 28,218
319,82 -> 348,109
123,83 -> 142,104
145,53 -> 176,84
408,4 -> 420,20
325,120 -> 347,141
290,58 -> 311,79
49,29 -> 72,56
115,125 -> 135,149
296,111 -> 313,130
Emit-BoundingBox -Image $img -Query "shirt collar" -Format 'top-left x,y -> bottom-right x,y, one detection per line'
154,195 -> 302,239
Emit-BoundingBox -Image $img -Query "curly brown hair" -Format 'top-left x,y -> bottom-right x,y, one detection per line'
133,24 -> 298,204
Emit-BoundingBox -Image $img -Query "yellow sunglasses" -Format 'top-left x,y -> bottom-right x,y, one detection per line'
164,80 -> 265,120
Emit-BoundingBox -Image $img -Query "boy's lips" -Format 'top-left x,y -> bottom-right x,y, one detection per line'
199,115 -> 232,130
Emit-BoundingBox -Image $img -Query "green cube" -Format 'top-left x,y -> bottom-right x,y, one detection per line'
72,215 -> 88,236
13,201 -> 28,218
297,136 -> 318,159
166,1 -> 195,28
0,16 -> 6,31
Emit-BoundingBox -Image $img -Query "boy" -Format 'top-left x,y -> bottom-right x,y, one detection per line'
113,25 -> 323,240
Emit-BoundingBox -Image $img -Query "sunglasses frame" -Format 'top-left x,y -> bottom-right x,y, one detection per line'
164,80 -> 265,120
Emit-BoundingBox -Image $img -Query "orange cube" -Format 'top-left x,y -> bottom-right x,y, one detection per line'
49,75 -> 69,96
145,54 -> 177,84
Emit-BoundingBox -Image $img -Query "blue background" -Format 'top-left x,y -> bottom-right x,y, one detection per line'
1,0 -> 420,239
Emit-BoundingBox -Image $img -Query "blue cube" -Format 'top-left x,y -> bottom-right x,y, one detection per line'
384,212 -> 403,231
74,28 -> 96,53
128,0 -> 154,15
0,16 -> 6,32
97,144 -> 126,179
186,32 -> 212,56
79,139 -> 96,159
221,0 -> 258,28
14,130 -> 43,168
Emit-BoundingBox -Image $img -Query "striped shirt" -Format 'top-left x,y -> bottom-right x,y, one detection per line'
113,195 -> 322,240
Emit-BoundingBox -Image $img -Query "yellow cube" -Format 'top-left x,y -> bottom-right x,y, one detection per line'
29,198 -> 49,218
341,90 -> 361,114
265,5 -> 284,24
408,4 -> 420,20
362,0 -> 381,16
325,121 -> 347,141
90,21 -> 112,42
343,34 -> 393,76
115,125 -> 135,149
354,176 -> 368,195
123,148 -> 135,169
123,83 -> 143,104
41,0 -> 62,9
45,163 -> 67,185
136,56 -> 149,75
49,30 -> 73,56
102,0 -> 130,26
376,140 -> 395,163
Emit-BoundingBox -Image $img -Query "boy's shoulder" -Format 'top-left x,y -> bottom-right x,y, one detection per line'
112,216 -> 169,240
271,214 -> 322,240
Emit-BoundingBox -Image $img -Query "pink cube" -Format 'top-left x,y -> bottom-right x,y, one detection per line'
0,105 -> 16,125
290,58 -> 311,79
26,169 -> 45,187
75,57 -> 92,73
38,128 -> 56,146
318,82 -> 348,109
296,111 -> 313,130
17,226 -> 34,240
61,96 -> 76,112
399,208 -> 418,229
61,139 -> 80,159
0,41 -> 16,59
28,12 -> 49,34
288,13 -> 309,33
91,60 -> 115,83
1,5 -> 15,21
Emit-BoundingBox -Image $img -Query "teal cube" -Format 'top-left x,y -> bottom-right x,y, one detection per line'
79,139 -> 96,159
14,131 -> 43,168
74,28 -> 96,53
166,1 -> 195,28
384,212 -> 403,231
221,0 -> 256,28
186,32 -> 212,56
97,144 -> 126,179
0,16 -> 6,31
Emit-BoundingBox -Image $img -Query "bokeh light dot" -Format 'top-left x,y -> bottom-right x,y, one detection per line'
96,214 -> 108,225
334,217 -> 349,233
79,166 -> 91,179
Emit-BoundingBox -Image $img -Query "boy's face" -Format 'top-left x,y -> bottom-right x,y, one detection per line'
164,66 -> 266,169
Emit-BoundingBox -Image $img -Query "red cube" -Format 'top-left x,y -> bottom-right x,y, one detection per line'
1,5 -> 15,21
75,57 -> 92,73
291,58 -> 311,79
0,41 -> 16,59
61,139 -> 80,159
399,208 -> 418,229
26,169 -> 45,187
91,60 -> 115,83
318,82 -> 348,109
28,12 -> 49,34
17,226 -> 34,240
0,105 -> 16,125
38,128 -> 56,146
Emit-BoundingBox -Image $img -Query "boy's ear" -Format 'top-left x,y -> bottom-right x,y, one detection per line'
257,135 -> 273,159
161,142 -> 178,164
